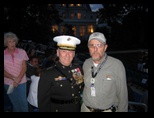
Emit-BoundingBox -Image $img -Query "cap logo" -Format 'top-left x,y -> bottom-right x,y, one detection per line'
67,37 -> 71,41
93,33 -> 99,37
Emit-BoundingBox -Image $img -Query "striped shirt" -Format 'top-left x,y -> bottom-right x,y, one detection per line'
4,48 -> 29,85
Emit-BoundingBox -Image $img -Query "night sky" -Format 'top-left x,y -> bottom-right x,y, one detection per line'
89,4 -> 103,11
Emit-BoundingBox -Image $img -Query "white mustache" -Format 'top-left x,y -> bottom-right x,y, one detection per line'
92,52 -> 99,55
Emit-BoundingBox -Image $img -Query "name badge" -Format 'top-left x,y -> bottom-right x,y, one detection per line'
91,86 -> 96,97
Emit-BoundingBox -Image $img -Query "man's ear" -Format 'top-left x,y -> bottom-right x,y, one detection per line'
104,44 -> 108,51
56,49 -> 59,57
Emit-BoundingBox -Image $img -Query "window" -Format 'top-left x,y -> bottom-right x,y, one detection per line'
83,14 -> 86,19
60,25 -> 64,34
51,25 -> 58,32
62,12 -> 66,18
69,4 -> 74,7
79,26 -> 85,36
70,13 -> 75,19
88,25 -> 94,34
61,4 -> 66,7
77,13 -> 81,19
72,26 -> 76,36
76,4 -> 81,7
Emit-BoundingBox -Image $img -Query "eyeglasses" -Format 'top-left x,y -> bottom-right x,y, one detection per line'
88,44 -> 105,48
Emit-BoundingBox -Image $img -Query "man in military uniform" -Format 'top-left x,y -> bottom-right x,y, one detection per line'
38,35 -> 84,112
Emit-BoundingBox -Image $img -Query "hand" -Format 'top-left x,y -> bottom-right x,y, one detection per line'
13,80 -> 19,87
13,77 -> 20,87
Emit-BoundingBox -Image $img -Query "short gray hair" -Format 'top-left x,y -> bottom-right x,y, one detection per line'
4,32 -> 19,47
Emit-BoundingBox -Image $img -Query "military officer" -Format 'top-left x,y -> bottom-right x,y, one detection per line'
38,35 -> 84,112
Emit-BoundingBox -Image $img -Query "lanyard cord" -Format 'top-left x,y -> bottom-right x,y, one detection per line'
91,54 -> 108,78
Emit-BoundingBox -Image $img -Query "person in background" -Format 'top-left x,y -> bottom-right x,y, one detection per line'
26,55 -> 39,97
27,65 -> 45,112
27,48 -> 36,59
38,35 -> 84,112
4,32 -> 29,112
81,32 -> 128,112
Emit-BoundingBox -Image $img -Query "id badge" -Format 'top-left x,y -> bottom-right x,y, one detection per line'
91,86 -> 96,96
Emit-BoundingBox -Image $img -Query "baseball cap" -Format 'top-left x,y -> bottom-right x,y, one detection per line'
53,35 -> 81,51
88,32 -> 106,44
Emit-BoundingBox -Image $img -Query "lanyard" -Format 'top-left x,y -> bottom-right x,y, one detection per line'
91,54 -> 108,78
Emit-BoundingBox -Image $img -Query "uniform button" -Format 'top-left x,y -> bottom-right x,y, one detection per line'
68,71 -> 71,73
60,84 -> 63,87
72,94 -> 74,96
56,110 -> 58,112
71,86 -> 74,88
70,78 -> 73,81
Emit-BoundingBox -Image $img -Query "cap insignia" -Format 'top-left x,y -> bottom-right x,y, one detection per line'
67,37 -> 71,41
93,33 -> 99,37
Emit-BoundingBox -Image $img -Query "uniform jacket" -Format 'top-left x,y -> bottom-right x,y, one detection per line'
38,61 -> 84,112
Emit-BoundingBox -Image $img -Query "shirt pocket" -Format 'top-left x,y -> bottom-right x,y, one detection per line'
101,78 -> 115,94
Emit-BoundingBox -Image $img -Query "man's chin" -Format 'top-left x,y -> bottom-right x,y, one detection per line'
92,57 -> 100,61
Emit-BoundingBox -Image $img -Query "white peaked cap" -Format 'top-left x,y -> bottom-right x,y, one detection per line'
53,35 -> 81,51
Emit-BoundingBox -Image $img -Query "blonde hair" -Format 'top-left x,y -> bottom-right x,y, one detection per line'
4,32 -> 19,47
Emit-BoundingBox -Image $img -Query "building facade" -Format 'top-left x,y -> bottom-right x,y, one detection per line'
51,4 -> 97,40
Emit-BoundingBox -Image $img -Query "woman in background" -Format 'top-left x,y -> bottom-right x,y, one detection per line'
4,32 -> 29,112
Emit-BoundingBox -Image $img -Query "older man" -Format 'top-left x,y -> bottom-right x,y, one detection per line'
38,35 -> 84,112
81,32 -> 128,112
